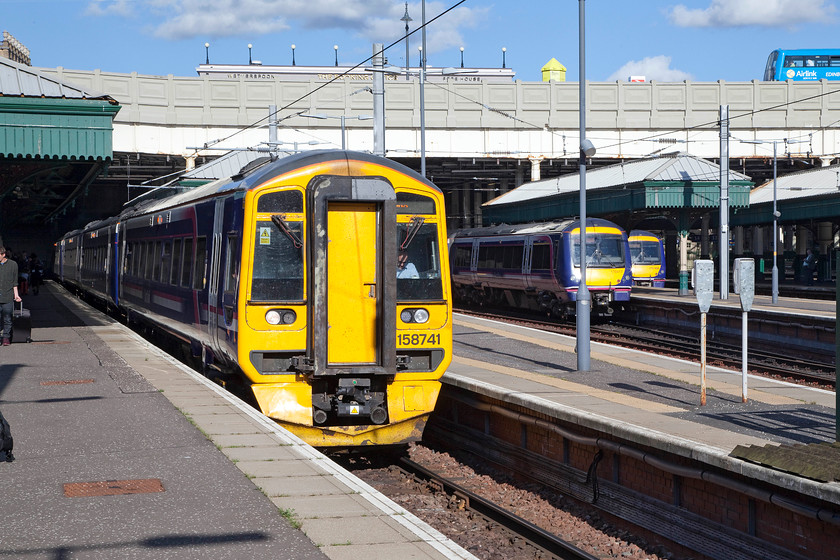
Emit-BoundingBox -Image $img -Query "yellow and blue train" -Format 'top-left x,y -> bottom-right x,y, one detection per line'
54,150 -> 452,447
628,230 -> 666,287
449,218 -> 632,319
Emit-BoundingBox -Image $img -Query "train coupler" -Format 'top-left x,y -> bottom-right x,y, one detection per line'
311,378 -> 388,426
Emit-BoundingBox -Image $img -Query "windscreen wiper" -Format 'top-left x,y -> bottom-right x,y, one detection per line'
400,216 -> 425,250
271,215 -> 303,249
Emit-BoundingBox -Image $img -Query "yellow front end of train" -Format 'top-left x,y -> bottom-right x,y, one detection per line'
235,155 -> 452,447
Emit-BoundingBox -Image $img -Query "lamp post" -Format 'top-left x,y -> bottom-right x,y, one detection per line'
421,0 -> 427,177
248,43 -> 253,64
460,47 -> 464,68
401,2 -> 412,81
291,44 -> 296,66
204,42 -> 210,64
502,47 -> 507,68
301,113 -> 373,150
741,138 -> 797,304
334,45 -> 339,66
577,0 -> 592,372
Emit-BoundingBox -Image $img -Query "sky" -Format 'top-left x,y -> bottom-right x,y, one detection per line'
2,0 -> 839,83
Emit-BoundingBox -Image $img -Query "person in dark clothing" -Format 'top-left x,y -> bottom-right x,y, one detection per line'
0,246 -> 22,346
802,248 -> 817,286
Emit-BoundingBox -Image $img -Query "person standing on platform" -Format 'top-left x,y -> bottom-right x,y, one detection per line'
0,247 -> 22,346
802,248 -> 817,286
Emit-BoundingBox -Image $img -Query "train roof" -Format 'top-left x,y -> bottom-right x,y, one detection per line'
118,150 -> 439,219
452,217 -> 620,238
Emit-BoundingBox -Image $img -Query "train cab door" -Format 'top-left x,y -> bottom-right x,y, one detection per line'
522,237 -> 534,292
207,200 -> 225,351
308,176 -> 397,377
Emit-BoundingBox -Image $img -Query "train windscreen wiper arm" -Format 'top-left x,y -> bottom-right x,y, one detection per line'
271,215 -> 303,249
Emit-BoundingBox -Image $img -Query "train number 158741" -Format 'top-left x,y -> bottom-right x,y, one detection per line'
398,333 -> 441,346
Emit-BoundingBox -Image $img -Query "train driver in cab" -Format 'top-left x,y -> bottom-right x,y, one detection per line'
397,250 -> 419,279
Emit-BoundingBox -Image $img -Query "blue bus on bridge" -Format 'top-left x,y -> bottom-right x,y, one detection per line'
764,49 -> 840,81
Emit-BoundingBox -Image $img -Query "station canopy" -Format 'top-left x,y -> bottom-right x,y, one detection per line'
0,57 -> 120,232
732,163 -> 840,226
481,154 -> 752,227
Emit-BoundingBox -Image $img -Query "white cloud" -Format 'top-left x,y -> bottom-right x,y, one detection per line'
669,0 -> 836,27
85,0 -> 135,17
84,0 -> 487,56
607,56 -> 693,82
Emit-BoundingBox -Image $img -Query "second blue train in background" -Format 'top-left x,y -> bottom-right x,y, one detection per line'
450,218 -> 632,319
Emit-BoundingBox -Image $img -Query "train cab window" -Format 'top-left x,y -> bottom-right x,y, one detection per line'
397,220 -> 443,301
251,219 -> 304,302
182,238 -> 193,287
630,239 -> 661,265
193,237 -> 207,290
171,238 -> 182,285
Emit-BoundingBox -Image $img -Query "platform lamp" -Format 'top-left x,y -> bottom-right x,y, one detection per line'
741,138 -> 802,305
248,44 -> 253,64
334,45 -> 339,66
577,0 -> 593,372
291,44 -> 296,66
460,47 -> 464,68
204,42 -> 210,65
502,47 -> 507,68
401,2 -> 412,81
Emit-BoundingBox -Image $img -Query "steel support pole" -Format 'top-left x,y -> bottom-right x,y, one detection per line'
576,0 -> 591,371
771,142 -> 779,304
719,105 -> 730,300
372,43 -> 385,156
420,0 -> 427,177
741,311 -> 748,403
700,312 -> 707,406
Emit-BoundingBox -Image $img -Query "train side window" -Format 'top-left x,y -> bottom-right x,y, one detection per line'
152,242 -> 162,281
193,237 -> 207,290
532,242 -> 551,271
171,238 -> 182,285
145,242 -> 154,279
182,238 -> 193,287
160,241 -> 171,283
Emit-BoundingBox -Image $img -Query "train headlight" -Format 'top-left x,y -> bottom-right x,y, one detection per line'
265,309 -> 297,325
265,310 -> 282,325
413,308 -> 430,323
400,308 -> 430,324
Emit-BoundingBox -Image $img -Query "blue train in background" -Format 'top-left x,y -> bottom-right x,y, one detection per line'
628,230 -> 666,288
450,218 -> 632,319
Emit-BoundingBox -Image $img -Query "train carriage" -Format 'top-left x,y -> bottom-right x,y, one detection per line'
450,218 -> 632,318
55,150 -> 452,447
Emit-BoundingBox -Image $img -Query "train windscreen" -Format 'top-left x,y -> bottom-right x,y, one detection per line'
572,232 -> 626,268
397,220 -> 444,301
251,219 -> 304,302
630,239 -> 661,265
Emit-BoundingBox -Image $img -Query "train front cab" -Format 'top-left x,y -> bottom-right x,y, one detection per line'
240,164 -> 451,447
563,219 -> 632,313
628,230 -> 665,287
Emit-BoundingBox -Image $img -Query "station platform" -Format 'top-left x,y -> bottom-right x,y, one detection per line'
631,285 -> 836,320
0,283 -> 477,560
447,312 -> 839,504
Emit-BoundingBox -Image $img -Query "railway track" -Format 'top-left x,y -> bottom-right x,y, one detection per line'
398,457 -> 600,560
455,306 -> 835,388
